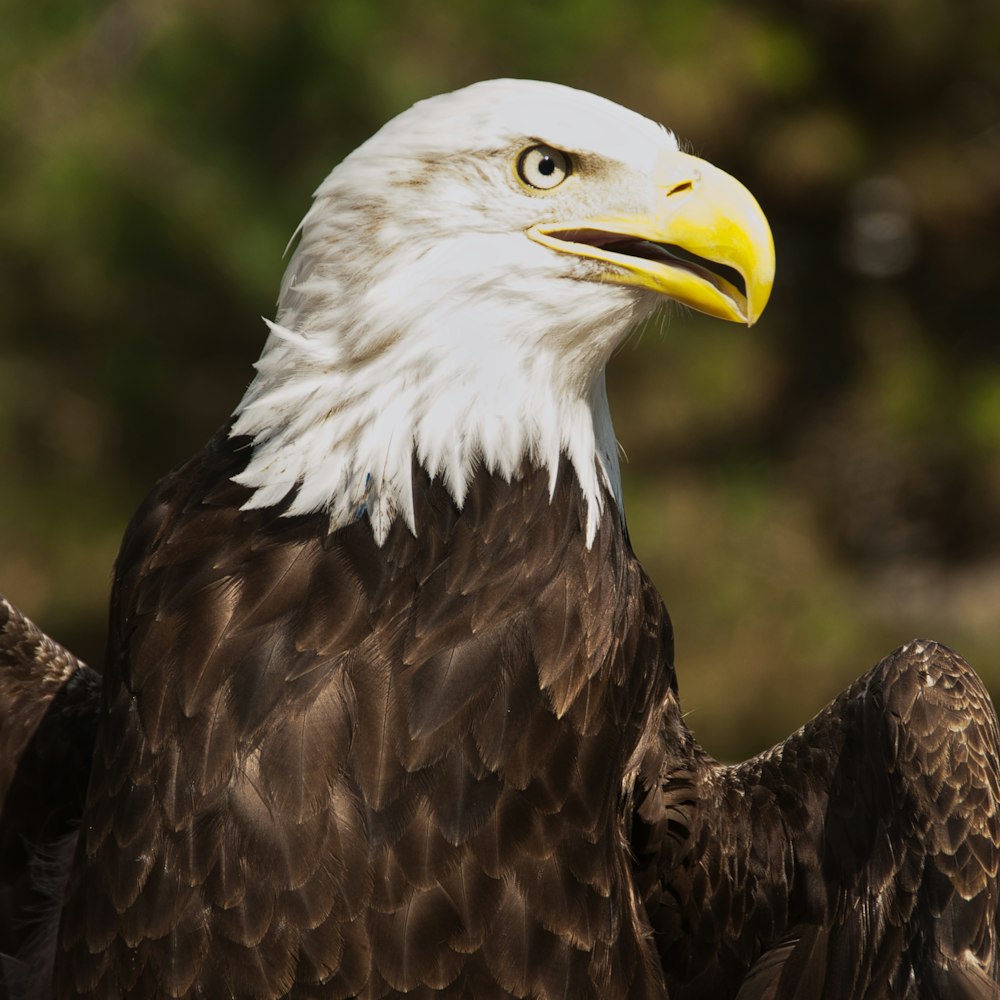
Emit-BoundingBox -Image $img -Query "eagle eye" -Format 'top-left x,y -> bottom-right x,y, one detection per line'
517,145 -> 572,191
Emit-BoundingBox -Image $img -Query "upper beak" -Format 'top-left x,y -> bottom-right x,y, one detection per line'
527,150 -> 775,326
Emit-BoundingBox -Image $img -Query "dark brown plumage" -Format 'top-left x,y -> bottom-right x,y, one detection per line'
0,598 -> 100,996
3,463 -> 999,997
634,640 -> 1000,998
51,428 -> 674,999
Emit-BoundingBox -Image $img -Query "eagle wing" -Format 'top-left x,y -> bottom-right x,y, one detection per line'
0,597 -> 100,993
635,640 -> 1000,999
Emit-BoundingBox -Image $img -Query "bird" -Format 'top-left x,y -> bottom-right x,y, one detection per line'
0,78 -> 997,1000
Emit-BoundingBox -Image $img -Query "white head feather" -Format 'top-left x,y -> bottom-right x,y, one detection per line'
231,79 -> 678,545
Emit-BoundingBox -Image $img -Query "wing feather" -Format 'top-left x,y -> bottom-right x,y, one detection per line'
636,640 -> 1000,999
0,596 -> 100,991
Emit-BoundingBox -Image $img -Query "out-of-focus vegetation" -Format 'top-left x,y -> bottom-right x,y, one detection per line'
1,1 -> 999,761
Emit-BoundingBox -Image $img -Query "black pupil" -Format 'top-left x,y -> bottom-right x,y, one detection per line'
538,156 -> 555,176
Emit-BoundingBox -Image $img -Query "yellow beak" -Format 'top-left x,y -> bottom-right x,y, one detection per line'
528,150 -> 775,326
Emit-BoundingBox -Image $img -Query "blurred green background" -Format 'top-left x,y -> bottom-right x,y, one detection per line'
1,0 -> 999,762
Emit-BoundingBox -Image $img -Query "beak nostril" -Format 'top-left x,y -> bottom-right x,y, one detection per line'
666,181 -> 694,196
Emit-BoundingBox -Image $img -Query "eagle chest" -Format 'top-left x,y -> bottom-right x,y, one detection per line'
59,454 -> 672,998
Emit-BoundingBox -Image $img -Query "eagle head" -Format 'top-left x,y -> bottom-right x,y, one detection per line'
230,79 -> 775,543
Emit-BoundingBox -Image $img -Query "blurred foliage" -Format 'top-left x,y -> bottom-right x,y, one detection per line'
1,0 -> 999,761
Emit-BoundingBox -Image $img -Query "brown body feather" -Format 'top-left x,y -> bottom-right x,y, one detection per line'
51,429 -> 675,999
2,451 -> 1000,999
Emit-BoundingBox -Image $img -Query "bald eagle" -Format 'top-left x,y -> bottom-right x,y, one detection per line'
1,80 -> 998,1000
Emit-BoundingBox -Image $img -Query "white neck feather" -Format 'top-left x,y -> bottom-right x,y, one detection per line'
230,307 -> 631,547
229,82 -> 664,546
